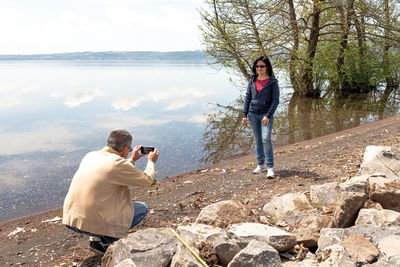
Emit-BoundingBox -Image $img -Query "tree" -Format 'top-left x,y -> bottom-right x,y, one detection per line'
199,0 -> 400,98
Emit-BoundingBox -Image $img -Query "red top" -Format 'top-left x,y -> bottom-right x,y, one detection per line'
256,78 -> 270,93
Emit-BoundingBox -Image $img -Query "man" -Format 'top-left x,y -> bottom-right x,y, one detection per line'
62,129 -> 159,254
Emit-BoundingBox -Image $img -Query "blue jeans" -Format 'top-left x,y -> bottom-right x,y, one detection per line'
248,113 -> 274,168
66,201 -> 148,244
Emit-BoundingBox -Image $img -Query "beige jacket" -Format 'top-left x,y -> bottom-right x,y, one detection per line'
62,147 -> 155,238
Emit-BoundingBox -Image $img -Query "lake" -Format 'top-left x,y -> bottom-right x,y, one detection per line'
0,61 -> 399,223
0,61 -> 242,223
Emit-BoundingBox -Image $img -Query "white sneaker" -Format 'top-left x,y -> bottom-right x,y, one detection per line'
253,165 -> 266,174
267,168 -> 274,179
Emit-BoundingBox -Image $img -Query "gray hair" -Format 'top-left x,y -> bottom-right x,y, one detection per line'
106,129 -> 132,152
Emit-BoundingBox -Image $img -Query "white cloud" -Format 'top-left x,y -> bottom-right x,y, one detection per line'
0,123 -> 87,155
112,87 -> 221,111
111,96 -> 146,111
65,88 -> 104,108
0,97 -> 21,109
188,113 -> 208,123
95,113 -> 170,129
165,98 -> 195,111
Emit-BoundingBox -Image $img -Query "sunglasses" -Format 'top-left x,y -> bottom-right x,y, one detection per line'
256,65 -> 267,68
126,145 -> 133,152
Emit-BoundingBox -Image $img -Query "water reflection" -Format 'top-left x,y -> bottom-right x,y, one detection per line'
0,61 -> 240,222
201,89 -> 400,164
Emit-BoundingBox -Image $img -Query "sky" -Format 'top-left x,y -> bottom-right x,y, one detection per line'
0,0 -> 205,55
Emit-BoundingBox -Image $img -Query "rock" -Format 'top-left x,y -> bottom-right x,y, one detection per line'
355,208 -> 400,227
292,214 -> 332,247
364,255 -> 400,266
227,223 -> 296,252
213,235 -> 241,265
317,228 -> 350,254
339,180 -> 367,193
310,182 -> 340,204
177,223 -> 225,246
348,174 -> 372,183
196,200 -> 247,228
263,193 -> 313,226
102,228 -> 178,267
368,176 -> 400,212
319,244 -> 356,267
281,259 -> 319,266
318,225 -> 400,258
357,146 -> 400,177
378,235 -> 400,257
170,244 -> 203,267
227,240 -> 281,267
340,232 -> 379,265
115,259 -> 136,267
331,191 -> 367,228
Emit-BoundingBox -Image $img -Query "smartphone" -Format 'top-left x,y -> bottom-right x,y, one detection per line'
140,146 -> 155,154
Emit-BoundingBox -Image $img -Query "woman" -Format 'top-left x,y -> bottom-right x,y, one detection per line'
242,56 -> 279,178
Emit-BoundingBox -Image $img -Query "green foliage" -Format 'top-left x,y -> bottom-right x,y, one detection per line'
199,0 -> 400,98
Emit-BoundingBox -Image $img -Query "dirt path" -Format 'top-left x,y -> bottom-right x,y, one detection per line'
1,115 -> 399,266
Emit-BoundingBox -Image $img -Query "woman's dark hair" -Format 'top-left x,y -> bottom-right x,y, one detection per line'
251,56 -> 273,78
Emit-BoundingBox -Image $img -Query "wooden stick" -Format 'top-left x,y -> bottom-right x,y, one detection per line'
169,228 -> 209,267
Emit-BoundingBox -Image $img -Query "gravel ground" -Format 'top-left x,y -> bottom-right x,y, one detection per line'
1,114 -> 399,267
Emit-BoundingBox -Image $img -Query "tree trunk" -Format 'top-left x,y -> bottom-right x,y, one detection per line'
297,1 -> 321,98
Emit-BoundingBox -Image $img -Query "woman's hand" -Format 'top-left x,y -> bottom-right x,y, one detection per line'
242,117 -> 247,126
262,116 -> 269,126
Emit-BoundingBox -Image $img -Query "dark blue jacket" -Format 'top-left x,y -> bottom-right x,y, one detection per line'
243,76 -> 280,119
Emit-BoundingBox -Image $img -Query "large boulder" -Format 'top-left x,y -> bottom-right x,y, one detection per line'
340,232 -> 379,265
281,259 -> 319,267
377,235 -> 400,257
331,191 -> 367,228
213,235 -> 241,265
170,244 -> 203,267
263,193 -> 313,226
292,214 -> 332,248
177,223 -> 225,247
317,228 -> 350,253
355,208 -> 400,227
102,228 -> 178,267
227,223 -> 296,252
364,255 -> 400,266
357,146 -> 400,177
196,200 -> 248,228
263,192 -> 332,247
115,259 -> 136,267
318,225 -> 400,259
368,176 -> 400,212
318,244 -> 356,267
310,182 -> 340,204
227,240 -> 281,267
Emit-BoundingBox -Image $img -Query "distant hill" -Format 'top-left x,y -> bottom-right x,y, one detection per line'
0,50 -> 212,62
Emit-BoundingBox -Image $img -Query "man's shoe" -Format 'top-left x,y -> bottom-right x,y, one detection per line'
89,240 -> 109,255
253,165 -> 266,174
267,168 -> 274,179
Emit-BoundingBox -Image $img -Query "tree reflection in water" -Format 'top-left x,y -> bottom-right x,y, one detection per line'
201,88 -> 400,165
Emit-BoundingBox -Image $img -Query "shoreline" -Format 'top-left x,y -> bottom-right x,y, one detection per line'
1,114 -> 399,266
2,114 -> 399,226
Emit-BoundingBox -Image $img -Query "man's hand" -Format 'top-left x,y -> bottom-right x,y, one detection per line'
130,146 -> 146,162
262,116 -> 269,126
148,149 -> 159,163
242,117 -> 247,126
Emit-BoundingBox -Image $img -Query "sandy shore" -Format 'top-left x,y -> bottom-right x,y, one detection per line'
1,114 -> 399,266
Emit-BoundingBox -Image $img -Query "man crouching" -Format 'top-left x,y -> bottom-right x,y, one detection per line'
62,129 -> 159,255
